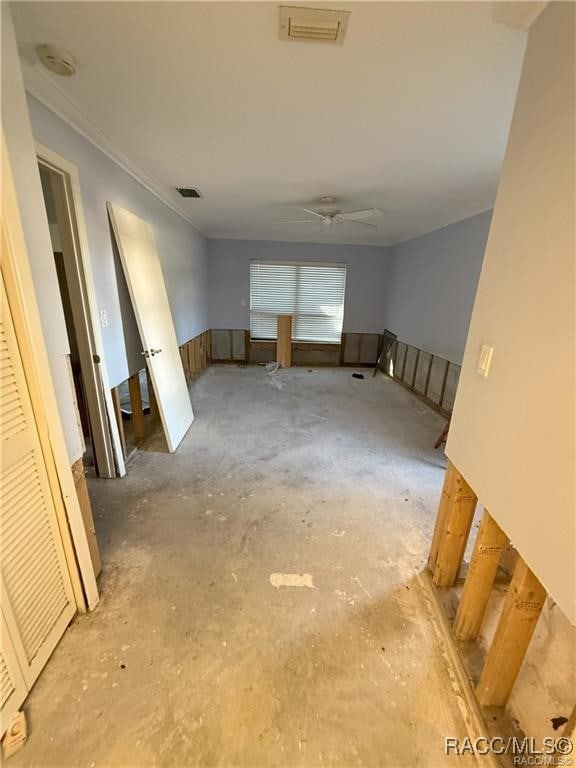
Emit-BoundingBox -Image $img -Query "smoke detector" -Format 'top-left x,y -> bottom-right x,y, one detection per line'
36,45 -> 76,76
279,7 -> 350,45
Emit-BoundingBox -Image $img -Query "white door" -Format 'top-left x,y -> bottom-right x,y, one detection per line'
0,273 -> 76,727
0,613 -> 27,735
107,203 -> 193,452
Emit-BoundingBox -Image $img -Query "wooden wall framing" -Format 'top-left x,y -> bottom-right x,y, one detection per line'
426,461 -> 575,743
71,458 -> 101,578
384,340 -> 461,417
209,329 -> 248,364
340,332 -> 382,366
208,329 -> 384,368
178,330 -> 211,381
110,329 -> 210,463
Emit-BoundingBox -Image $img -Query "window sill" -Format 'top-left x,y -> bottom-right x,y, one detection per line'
250,339 -> 341,348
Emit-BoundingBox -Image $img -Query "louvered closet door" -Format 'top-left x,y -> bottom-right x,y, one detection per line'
0,273 -> 76,699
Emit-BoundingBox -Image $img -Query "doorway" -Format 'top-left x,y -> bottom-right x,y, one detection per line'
36,148 -> 124,479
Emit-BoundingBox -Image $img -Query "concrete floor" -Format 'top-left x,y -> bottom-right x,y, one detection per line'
13,367 -> 479,768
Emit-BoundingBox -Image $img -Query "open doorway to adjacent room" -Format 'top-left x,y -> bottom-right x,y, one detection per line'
36,148 -> 123,480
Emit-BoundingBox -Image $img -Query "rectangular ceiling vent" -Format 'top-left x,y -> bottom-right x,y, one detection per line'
176,187 -> 202,198
279,6 -> 350,45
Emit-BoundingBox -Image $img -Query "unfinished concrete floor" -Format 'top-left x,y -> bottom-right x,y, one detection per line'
13,367 -> 479,768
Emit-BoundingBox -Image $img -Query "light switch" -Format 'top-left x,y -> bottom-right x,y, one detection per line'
477,344 -> 493,377
100,309 -> 109,328
241,298 -> 246,307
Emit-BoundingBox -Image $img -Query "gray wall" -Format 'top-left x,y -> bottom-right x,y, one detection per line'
2,6 -> 84,461
208,239 -> 390,333
384,211 -> 492,363
27,96 -> 209,388
448,3 -> 575,622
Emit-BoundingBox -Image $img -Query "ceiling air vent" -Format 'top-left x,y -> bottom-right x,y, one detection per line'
176,187 -> 202,198
279,6 -> 350,45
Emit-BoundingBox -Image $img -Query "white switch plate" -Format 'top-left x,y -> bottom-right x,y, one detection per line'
100,309 -> 108,328
241,298 -> 246,307
477,344 -> 493,377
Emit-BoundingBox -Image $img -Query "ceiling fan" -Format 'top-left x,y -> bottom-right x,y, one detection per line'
271,197 -> 382,228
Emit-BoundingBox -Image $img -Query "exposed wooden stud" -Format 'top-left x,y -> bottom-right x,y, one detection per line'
454,510 -> 509,640
179,346 -> 189,379
146,367 -> 159,420
434,419 -> 451,450
424,353 -> 433,397
400,344 -> 408,381
228,329 -> 234,360
428,460 -> 457,572
111,386 -> 126,459
71,458 -> 101,577
387,367 -> 453,417
206,330 -> 212,363
395,343 -> 404,379
392,340 -> 398,375
476,557 -> 547,707
277,315 -> 292,368
439,359 -> 450,408
340,333 -> 347,365
191,341 -> 196,374
411,348 -> 421,389
200,332 -> 206,368
188,339 -> 195,375
357,333 -> 364,364
244,330 -> 250,363
432,465 -> 477,588
183,340 -> 191,377
128,372 -> 145,441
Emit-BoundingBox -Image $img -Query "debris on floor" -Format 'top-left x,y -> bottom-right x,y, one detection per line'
18,366 -> 484,768
352,372 -> 365,379
264,361 -> 283,389
269,573 -> 315,589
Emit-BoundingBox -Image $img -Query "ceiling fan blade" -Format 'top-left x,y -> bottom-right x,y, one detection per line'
268,219 -> 318,224
339,208 -> 382,221
344,219 -> 378,228
297,207 -> 326,219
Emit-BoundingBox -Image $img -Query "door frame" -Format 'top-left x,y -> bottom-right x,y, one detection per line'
36,143 -> 126,479
2,134 -> 97,612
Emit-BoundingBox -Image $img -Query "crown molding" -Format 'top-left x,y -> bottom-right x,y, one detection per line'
492,2 -> 548,31
20,59 -> 206,235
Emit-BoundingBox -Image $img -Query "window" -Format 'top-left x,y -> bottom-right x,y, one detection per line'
250,261 -> 347,344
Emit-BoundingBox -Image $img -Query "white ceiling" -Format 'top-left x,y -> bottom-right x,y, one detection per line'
13,2 -> 528,245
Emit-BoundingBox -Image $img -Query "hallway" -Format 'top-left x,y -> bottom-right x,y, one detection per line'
12,368 -> 476,767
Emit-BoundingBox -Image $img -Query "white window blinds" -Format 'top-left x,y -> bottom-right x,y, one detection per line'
250,261 -> 347,343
